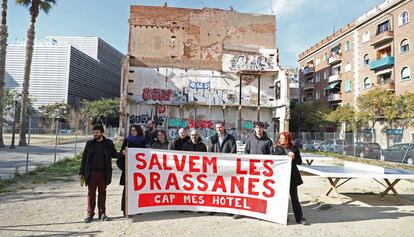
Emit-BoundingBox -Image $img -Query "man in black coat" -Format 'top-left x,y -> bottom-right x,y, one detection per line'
208,121 -> 237,154
79,124 -> 121,223
182,129 -> 207,152
169,128 -> 190,151
144,120 -> 158,148
244,122 -> 274,155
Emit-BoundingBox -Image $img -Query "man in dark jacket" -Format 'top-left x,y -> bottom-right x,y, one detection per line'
208,121 -> 237,154
244,122 -> 273,155
234,122 -> 273,219
169,128 -> 190,150
144,120 -> 158,148
207,121 -> 236,216
182,129 -> 207,152
79,124 -> 121,223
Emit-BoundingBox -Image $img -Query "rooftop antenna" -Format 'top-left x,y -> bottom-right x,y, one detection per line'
332,26 -> 336,34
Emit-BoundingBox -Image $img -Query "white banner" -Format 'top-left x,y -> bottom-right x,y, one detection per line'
127,148 -> 292,224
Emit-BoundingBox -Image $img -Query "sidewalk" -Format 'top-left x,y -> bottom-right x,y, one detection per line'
0,142 -> 86,179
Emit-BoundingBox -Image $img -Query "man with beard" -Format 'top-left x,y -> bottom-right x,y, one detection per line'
79,124 -> 121,223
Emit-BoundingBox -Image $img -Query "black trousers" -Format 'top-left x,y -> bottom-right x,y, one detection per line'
121,186 -> 126,213
290,184 -> 303,223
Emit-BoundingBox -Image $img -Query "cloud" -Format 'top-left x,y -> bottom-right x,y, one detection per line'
271,0 -> 306,16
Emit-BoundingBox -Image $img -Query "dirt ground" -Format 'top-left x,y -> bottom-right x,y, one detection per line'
1,163 -> 414,237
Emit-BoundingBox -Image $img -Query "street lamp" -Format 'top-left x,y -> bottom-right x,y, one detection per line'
10,93 -> 21,149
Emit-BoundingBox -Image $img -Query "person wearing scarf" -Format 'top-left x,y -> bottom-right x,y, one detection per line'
117,124 -> 146,217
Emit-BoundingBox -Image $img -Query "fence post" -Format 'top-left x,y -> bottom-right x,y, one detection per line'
26,117 -> 32,174
54,119 -> 59,164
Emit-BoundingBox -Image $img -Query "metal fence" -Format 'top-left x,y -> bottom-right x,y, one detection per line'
290,131 -> 414,165
0,118 -> 120,179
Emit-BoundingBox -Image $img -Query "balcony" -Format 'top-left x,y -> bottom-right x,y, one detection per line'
328,74 -> 341,83
303,97 -> 313,102
303,84 -> 315,91
370,31 -> 394,47
327,93 -> 342,102
370,56 -> 394,71
328,54 -> 342,65
377,81 -> 395,91
302,66 -> 315,77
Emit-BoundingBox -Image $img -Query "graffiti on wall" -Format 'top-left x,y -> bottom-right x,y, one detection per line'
228,54 -> 275,72
240,120 -> 270,130
187,119 -> 214,129
142,88 -> 173,102
168,118 -> 188,128
129,114 -> 168,128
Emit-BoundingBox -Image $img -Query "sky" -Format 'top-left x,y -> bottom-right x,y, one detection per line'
7,0 -> 385,67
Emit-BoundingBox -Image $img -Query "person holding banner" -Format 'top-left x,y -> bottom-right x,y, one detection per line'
208,121 -> 237,154
233,121 -> 274,219
152,130 -> 170,150
79,124 -> 122,223
244,122 -> 274,155
117,124 -> 146,217
274,131 -> 307,225
182,129 -> 207,152
169,128 -> 190,150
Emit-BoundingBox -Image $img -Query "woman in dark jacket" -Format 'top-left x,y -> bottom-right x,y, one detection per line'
274,131 -> 307,225
151,130 -> 170,150
117,124 -> 146,217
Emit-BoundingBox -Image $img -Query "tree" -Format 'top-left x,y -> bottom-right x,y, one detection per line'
38,102 -> 66,132
67,107 -> 87,132
325,104 -> 355,131
16,0 -> 57,146
82,98 -> 120,127
290,100 -> 331,132
357,88 -> 394,142
0,0 -> 9,148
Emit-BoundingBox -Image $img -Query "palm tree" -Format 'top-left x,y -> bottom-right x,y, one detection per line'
0,0 -> 9,148
16,0 -> 56,146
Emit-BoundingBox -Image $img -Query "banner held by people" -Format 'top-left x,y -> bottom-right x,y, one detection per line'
127,148 -> 292,224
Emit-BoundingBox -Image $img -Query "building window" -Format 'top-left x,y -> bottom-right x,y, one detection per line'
364,77 -> 371,89
363,54 -> 370,66
399,11 -> 409,26
345,62 -> 352,72
324,70 -> 329,80
324,52 -> 329,62
377,20 -> 390,35
275,81 -> 281,99
401,67 -> 411,81
315,91 -> 320,100
345,41 -> 351,52
362,31 -> 370,43
316,57 -> 320,66
400,39 -> 410,53
345,80 -> 352,92
315,73 -> 320,82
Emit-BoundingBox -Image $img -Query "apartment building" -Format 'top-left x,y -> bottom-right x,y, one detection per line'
298,0 -> 414,143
